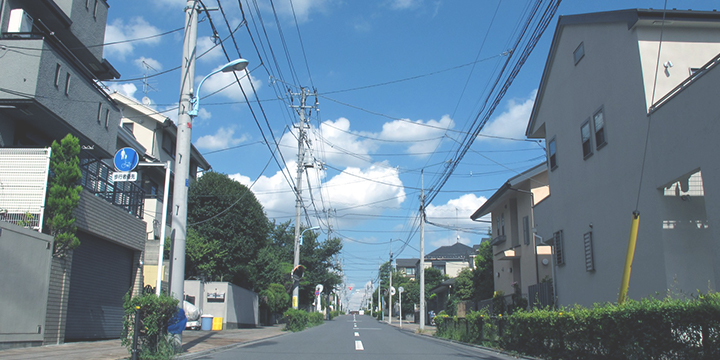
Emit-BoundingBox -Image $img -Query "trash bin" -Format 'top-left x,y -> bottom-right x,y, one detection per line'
212,317 -> 223,331
201,315 -> 213,331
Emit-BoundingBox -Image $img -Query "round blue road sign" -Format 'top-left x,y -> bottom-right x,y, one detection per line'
114,147 -> 139,172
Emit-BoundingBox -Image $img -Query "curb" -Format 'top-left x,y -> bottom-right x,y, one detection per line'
412,334 -> 541,360
176,331 -> 288,359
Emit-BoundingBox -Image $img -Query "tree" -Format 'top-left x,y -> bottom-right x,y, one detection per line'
186,172 -> 270,288
297,229 -> 343,305
45,134 -> 83,257
260,283 -> 289,317
473,240 -> 494,300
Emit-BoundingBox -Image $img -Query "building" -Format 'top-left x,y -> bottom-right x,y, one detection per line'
0,0 -> 147,346
395,258 -> 419,279
110,92 -> 211,292
470,163 -> 553,306
525,9 -> 720,307
425,242 -> 476,278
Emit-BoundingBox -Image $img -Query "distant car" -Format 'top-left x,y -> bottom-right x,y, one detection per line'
358,310 -> 365,315
349,310 -> 359,315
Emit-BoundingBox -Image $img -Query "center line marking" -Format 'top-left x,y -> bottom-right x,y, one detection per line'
354,332 -> 359,337
355,340 -> 364,351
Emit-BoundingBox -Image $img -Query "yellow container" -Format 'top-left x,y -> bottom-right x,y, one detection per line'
212,317 -> 223,331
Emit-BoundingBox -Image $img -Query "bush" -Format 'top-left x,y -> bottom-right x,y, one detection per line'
434,293 -> 720,360
121,292 -> 179,360
284,308 -> 309,332
308,312 -> 324,327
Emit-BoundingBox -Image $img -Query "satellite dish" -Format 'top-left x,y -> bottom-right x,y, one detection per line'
142,96 -> 152,105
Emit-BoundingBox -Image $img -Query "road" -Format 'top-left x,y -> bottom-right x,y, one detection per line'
195,315 -> 520,360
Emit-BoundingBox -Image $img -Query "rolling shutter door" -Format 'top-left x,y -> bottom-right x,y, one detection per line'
65,233 -> 133,341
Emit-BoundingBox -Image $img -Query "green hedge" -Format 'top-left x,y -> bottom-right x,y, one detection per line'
284,309 -> 327,331
435,293 -> 720,360
308,312 -> 324,327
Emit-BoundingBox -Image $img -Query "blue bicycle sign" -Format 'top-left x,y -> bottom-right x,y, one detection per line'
114,147 -> 139,172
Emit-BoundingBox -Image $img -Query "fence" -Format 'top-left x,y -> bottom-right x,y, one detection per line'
79,151 -> 144,219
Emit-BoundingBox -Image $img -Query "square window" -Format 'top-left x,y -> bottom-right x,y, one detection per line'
593,109 -> 607,149
548,137 -> 558,170
573,42 -> 585,65
581,120 -> 593,159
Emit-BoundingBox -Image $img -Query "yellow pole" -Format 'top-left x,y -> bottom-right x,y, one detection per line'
618,211 -> 640,305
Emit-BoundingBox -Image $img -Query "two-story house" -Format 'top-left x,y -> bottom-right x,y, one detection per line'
470,163 -> 553,307
0,0 -> 147,346
526,9 -> 720,307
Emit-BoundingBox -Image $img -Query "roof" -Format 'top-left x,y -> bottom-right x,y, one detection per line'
395,258 -> 418,267
426,243 -> 474,260
470,162 -> 547,220
526,8 -> 720,139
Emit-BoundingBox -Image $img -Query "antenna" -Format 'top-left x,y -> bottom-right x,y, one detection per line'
141,61 -> 159,100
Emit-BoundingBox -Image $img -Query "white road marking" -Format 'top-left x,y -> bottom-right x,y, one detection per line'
355,340 -> 364,351
354,332 -> 359,337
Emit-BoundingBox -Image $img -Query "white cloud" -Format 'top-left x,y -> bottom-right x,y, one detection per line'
267,0 -> 333,24
195,127 -> 248,151
134,57 -> 163,71
379,115 -> 454,156
389,0 -> 419,10
313,118 -> 378,168
197,67 -> 262,102
106,83 -> 139,101
104,17 -> 163,60
196,36 -> 225,64
481,89 -> 537,141
426,193 -> 489,248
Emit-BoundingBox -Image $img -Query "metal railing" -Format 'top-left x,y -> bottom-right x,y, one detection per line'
79,151 -> 144,219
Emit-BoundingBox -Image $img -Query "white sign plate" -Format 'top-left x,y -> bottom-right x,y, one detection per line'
112,172 -> 138,182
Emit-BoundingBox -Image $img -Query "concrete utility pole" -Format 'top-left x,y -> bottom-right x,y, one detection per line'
419,170 -> 426,330
291,88 -> 316,309
388,239 -> 393,325
169,0 -> 198,346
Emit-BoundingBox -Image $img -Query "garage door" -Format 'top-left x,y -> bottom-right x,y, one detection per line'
65,232 -> 133,341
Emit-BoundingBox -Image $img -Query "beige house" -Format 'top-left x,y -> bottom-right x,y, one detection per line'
526,9 -> 720,307
110,92 -> 211,290
471,163 -> 553,304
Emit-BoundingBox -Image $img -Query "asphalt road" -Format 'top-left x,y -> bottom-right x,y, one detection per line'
193,315 -> 520,360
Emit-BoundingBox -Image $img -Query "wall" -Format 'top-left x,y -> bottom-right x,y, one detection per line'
0,222 -> 54,349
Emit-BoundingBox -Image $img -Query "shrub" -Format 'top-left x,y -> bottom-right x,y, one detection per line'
121,292 -> 179,360
284,308 -> 309,332
308,312 -> 324,327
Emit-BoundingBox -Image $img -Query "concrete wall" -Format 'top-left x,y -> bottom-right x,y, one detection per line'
184,281 -> 259,329
0,222 -> 54,349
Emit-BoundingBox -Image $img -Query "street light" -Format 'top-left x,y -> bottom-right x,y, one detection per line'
168,57 -> 249,313
293,225 -> 320,309
188,59 -> 249,117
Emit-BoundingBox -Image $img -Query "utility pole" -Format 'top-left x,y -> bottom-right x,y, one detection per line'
291,88 -> 316,309
378,278 -> 382,321
169,0 -> 198,347
388,239 -> 393,325
419,170 -> 426,330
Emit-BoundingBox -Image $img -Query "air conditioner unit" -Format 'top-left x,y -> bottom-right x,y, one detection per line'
7,9 -> 33,34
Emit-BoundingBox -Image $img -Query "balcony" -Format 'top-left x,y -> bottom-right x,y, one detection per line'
79,151 -> 144,219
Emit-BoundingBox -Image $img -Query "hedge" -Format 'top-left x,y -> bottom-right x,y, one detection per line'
435,293 -> 720,360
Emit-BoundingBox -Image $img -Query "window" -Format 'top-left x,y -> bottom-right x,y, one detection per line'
93,0 -> 98,19
97,103 -> 102,124
86,0 -> 90,9
64,72 -> 71,95
104,109 -> 110,129
501,213 -> 505,236
54,64 -> 62,87
593,108 -> 607,149
162,133 -> 176,158
122,122 -> 134,133
584,231 -> 595,272
406,267 -> 415,276
573,42 -> 585,65
523,216 -> 530,245
548,137 -> 558,170
581,120 -> 593,159
554,230 -> 564,266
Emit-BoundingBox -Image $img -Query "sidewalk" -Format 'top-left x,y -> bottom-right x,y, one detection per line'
385,319 -> 436,336
0,325 -> 286,360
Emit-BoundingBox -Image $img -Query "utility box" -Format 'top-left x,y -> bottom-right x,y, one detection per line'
7,9 -> 33,34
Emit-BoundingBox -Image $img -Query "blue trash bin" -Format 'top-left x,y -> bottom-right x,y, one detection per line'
200,315 -> 213,331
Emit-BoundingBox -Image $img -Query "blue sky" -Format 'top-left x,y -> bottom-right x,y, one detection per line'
102,0 -> 718,309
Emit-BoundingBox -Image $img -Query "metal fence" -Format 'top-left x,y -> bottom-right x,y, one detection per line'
79,151 -> 144,219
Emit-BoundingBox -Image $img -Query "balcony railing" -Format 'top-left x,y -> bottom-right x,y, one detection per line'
79,150 -> 144,219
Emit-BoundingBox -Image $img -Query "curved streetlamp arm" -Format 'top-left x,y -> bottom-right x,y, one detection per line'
188,58 -> 248,117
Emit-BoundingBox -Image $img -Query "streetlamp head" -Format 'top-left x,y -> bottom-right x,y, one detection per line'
221,58 -> 249,73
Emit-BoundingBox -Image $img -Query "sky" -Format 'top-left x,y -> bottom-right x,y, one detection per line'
102,0 -> 718,310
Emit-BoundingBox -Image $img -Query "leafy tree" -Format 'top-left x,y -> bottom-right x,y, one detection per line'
473,240 -> 494,300
186,172 -> 270,288
454,268 -> 475,301
297,229 -> 342,305
45,134 -> 83,257
260,283 -> 289,316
